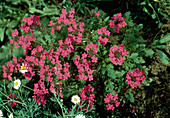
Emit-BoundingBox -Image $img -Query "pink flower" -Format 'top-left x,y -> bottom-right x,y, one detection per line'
109,13 -> 127,33
109,44 -> 129,65
95,11 -> 100,17
126,68 -> 146,89
104,93 -> 120,111
80,84 -> 95,107
132,108 -> 135,113
49,20 -> 53,26
12,29 -> 19,38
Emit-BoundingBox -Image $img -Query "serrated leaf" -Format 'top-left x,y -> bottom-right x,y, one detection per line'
160,33 -> 170,43
145,49 -> 154,58
157,50 -> 169,65
125,92 -> 134,103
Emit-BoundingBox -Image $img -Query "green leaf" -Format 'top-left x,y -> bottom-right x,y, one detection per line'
130,53 -> 139,59
0,27 -> 5,42
125,92 -> 134,103
145,49 -> 154,58
156,45 -> 166,49
21,78 -> 30,86
106,63 -> 116,79
105,57 -> 110,62
7,82 -> 13,89
71,52 -> 78,60
105,80 -> 115,95
160,33 -> 170,43
6,28 -> 13,39
157,49 -> 169,65
29,7 -> 44,14
151,14 -> 156,19
104,16 -> 109,22
115,70 -> 125,77
7,20 -> 19,28
97,64 -> 101,71
143,7 -> 150,15
124,11 -> 131,20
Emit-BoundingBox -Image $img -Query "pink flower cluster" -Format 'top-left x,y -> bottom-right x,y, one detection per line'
58,38 -> 74,57
50,81 -> 63,98
85,42 -> 98,63
97,27 -> 110,46
109,13 -> 127,33
80,84 -> 95,108
95,11 -> 100,17
74,53 -> 94,81
104,93 -> 120,111
126,68 -> 146,89
10,32 -> 37,54
109,44 -> 129,65
33,78 -> 49,105
50,8 -> 84,44
21,15 -> 40,34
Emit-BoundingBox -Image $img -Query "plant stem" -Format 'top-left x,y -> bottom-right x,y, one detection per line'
22,85 -> 34,91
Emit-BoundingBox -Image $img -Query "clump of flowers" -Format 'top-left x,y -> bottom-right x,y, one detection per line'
126,68 -> 146,89
109,44 -> 129,65
104,93 -> 120,111
80,84 -> 95,108
109,13 -> 127,33
74,53 -> 94,81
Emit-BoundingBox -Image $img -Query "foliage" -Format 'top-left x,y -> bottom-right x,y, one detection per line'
148,33 -> 170,65
0,0 -> 59,42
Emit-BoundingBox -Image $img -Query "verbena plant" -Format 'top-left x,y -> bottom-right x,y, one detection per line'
0,8 -> 157,117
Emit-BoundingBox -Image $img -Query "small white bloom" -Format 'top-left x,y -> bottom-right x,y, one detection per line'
60,99 -> 63,103
9,113 -> 13,118
14,79 -> 21,90
71,95 -> 80,104
0,110 -> 3,117
75,114 -> 85,118
20,63 -> 28,74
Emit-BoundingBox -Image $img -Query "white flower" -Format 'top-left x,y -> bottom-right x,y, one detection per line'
14,79 -> 21,90
71,95 -> 80,104
0,110 -> 3,117
9,113 -> 13,118
20,63 -> 28,74
75,114 -> 85,118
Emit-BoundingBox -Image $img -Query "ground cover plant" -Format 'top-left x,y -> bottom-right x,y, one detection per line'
0,0 -> 169,118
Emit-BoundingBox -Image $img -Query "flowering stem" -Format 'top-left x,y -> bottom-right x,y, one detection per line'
53,92 -> 66,118
0,91 -> 26,106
